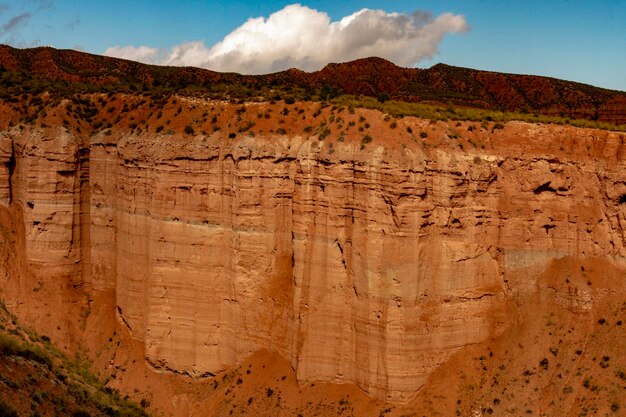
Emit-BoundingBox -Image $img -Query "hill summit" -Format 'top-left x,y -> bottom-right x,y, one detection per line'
1,44 -> 625,124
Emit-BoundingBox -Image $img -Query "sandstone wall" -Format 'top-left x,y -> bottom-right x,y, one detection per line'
1,119 -> 625,402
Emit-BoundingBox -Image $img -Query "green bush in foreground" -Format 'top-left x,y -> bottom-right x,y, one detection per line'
0,400 -> 19,417
0,301 -> 149,417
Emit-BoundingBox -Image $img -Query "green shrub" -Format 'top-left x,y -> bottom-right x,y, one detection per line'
238,121 -> 255,133
360,135 -> 373,149
316,124 -> 331,140
0,333 -> 53,369
0,400 -> 18,417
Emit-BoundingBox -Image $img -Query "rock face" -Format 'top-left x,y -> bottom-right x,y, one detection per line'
1,102 -> 625,403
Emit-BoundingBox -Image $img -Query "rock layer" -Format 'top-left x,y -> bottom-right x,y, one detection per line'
1,105 -> 625,402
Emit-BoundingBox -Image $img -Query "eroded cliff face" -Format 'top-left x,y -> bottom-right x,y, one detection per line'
1,99 -> 625,402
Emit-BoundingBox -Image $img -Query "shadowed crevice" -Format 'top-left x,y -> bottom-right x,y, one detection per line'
534,181 -> 557,195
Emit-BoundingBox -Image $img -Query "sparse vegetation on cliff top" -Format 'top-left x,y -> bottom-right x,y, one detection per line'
331,95 -> 626,132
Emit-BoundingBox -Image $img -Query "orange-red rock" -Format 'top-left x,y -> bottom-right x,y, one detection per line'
0,99 -> 625,404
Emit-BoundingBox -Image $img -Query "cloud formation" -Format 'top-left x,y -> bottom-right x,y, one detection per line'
2,12 -> 31,34
66,15 -> 81,30
0,0 -> 51,45
104,4 -> 468,74
104,45 -> 163,64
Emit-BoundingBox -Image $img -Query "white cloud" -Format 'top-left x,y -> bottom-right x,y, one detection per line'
103,45 -> 163,64
103,4 -> 468,74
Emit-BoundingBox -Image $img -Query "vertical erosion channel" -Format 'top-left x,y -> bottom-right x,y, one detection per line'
69,144 -> 91,288
6,140 -> 15,205
79,145 -> 91,288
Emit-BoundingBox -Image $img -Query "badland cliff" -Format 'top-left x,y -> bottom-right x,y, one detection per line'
0,47 -> 625,416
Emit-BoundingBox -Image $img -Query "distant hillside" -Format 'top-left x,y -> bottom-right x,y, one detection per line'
0,44 -> 625,124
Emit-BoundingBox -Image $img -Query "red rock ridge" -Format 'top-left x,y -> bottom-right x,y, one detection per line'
1,44 -> 624,124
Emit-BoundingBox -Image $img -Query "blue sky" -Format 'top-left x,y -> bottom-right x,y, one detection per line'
1,0 -> 625,90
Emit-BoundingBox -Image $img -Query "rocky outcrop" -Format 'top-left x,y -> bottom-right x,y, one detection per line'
0,103 -> 625,402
